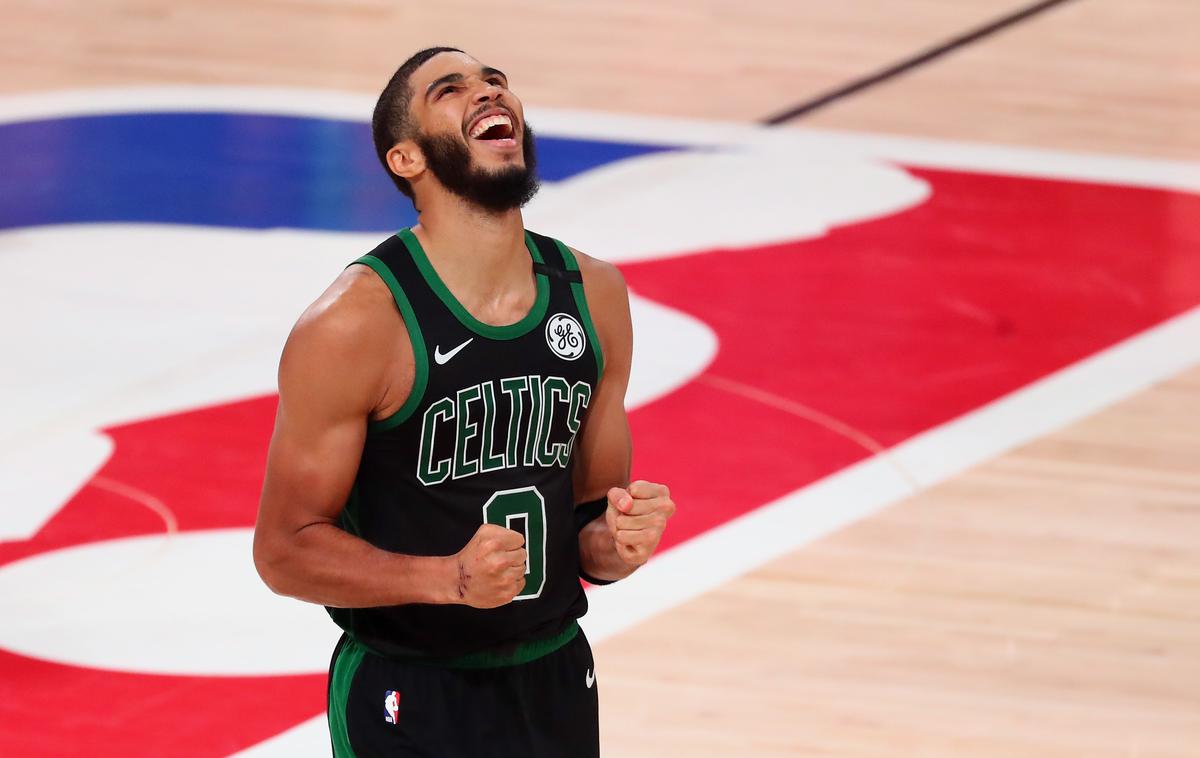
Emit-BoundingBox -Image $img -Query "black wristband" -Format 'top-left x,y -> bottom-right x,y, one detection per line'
574,497 -> 617,585
574,496 -> 607,533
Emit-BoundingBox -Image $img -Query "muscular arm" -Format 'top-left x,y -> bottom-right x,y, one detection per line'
570,253 -> 643,583
252,270 -> 459,608
256,257 -> 561,611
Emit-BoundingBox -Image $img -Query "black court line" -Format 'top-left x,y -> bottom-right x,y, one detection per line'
760,0 -> 1080,126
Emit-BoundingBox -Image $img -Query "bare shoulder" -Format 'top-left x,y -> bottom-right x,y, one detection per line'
568,247 -> 632,376
286,264 -> 395,357
569,247 -> 629,313
279,263 -> 406,414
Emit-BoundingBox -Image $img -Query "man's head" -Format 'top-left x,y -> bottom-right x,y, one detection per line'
372,48 -> 538,213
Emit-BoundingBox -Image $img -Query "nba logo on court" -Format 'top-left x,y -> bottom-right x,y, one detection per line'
1,28 -> 1198,751
383,690 -> 400,725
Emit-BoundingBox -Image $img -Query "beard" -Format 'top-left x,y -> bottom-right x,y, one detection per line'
414,122 -> 540,213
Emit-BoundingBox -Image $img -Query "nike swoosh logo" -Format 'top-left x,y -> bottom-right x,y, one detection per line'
434,338 -> 473,365
585,669 -> 595,688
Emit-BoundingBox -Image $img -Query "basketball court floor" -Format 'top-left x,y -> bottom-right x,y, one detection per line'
1,1 -> 1197,755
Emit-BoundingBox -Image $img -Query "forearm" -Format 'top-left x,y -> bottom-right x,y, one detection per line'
578,515 -> 638,583
255,521 -> 459,608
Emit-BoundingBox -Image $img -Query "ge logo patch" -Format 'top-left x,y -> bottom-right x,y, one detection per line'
546,313 -> 585,360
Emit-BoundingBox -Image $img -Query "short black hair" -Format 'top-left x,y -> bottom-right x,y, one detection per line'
371,46 -> 464,201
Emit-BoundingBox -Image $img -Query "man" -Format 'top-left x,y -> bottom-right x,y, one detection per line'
253,46 -> 676,757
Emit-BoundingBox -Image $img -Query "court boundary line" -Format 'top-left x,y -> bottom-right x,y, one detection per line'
583,306 -> 1200,641
760,0 -> 1081,125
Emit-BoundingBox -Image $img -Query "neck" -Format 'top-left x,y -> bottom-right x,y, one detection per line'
410,191 -> 530,301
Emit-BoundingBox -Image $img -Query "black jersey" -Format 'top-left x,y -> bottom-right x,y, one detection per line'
327,227 -> 604,661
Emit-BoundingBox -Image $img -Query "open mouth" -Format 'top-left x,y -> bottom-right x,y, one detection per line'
468,112 -> 518,148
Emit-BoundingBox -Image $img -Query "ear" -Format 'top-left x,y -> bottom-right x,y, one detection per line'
386,140 -> 425,182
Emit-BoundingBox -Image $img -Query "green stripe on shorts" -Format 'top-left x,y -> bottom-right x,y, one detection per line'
328,635 -> 367,758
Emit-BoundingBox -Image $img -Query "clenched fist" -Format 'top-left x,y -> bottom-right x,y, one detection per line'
453,523 -> 528,608
605,480 -> 676,567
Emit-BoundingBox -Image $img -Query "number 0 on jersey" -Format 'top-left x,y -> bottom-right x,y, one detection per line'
482,486 -> 547,600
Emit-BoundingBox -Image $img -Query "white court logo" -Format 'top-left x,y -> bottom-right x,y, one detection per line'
545,313 -> 585,360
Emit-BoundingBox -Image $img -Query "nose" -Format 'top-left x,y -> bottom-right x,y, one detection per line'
471,80 -> 502,105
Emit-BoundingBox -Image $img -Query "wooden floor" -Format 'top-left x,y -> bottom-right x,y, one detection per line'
4,1 -> 1196,158
601,367 -> 1200,757
3,1 -> 1197,755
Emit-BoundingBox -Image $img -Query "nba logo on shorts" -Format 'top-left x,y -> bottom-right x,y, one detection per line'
383,690 -> 400,725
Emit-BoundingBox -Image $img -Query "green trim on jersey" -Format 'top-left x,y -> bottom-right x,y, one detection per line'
553,239 -> 606,384
397,227 -> 550,340
348,254 -> 429,433
328,635 -> 367,758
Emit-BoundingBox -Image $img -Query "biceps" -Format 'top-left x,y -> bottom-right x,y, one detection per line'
258,402 -> 366,534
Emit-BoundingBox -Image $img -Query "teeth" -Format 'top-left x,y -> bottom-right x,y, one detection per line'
470,114 -> 512,138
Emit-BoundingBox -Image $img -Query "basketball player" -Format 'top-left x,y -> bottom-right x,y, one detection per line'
253,47 -> 676,757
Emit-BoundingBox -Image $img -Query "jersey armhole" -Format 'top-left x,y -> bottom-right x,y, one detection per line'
346,255 -> 429,432
551,240 -> 606,385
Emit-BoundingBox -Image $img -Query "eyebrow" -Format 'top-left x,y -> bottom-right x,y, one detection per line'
425,73 -> 463,98
425,67 -> 508,99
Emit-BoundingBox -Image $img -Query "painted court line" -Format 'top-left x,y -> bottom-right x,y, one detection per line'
583,305 -> 1200,642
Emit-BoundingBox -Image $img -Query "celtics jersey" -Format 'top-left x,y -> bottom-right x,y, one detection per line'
327,227 -> 604,660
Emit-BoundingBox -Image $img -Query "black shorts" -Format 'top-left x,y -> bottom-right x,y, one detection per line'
326,622 -> 599,757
